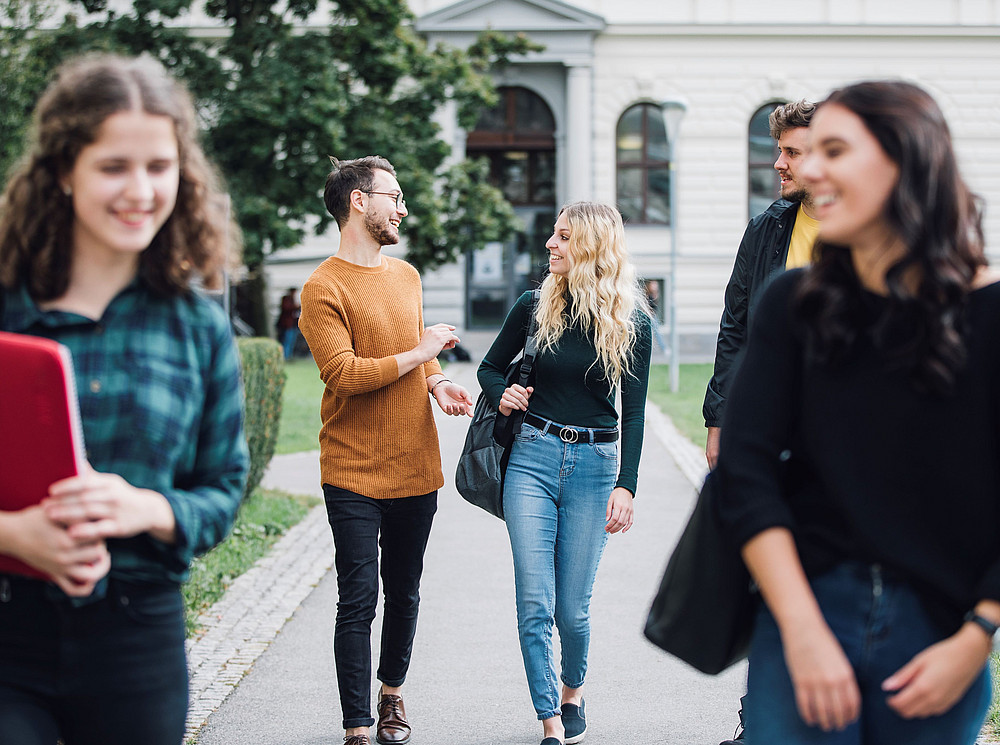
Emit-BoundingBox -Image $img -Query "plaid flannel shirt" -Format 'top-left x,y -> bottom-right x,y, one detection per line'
2,281 -> 249,589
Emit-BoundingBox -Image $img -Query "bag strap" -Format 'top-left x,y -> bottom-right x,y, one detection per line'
516,288 -> 540,388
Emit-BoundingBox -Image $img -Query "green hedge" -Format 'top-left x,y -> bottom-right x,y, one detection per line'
237,338 -> 286,497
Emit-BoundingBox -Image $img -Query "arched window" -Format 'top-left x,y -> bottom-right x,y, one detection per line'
466,86 -> 556,206
616,103 -> 670,225
465,87 -> 556,328
748,102 -> 785,219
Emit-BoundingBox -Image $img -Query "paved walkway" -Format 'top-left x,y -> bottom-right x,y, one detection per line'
182,361 -> 740,744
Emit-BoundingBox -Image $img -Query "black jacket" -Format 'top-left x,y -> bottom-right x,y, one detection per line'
703,198 -> 799,428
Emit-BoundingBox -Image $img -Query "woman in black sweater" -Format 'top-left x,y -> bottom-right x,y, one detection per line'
717,81 -> 1000,744
479,202 -> 651,745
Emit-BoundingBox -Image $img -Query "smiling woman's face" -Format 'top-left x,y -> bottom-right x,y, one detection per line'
802,103 -> 900,251
62,109 -> 179,264
545,211 -> 572,277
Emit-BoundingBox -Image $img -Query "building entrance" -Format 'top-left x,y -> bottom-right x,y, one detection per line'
466,86 -> 556,328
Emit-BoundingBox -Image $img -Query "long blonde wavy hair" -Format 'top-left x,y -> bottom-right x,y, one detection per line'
535,202 -> 650,382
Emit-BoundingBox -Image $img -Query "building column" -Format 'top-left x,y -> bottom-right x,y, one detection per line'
564,63 -> 593,203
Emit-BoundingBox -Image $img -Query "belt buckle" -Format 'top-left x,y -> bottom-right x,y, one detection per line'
558,426 -> 579,444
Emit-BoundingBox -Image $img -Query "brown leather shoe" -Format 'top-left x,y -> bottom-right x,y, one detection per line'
344,735 -> 370,745
375,693 -> 411,745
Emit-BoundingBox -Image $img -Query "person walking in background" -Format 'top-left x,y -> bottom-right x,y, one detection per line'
703,98 -> 817,745
0,53 -> 249,745
703,100 -> 818,473
643,279 -> 667,353
298,156 -> 472,745
717,81 -> 999,744
478,202 -> 652,745
276,286 -> 301,359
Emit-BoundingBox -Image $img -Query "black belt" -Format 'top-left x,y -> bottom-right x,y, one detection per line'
524,413 -> 618,444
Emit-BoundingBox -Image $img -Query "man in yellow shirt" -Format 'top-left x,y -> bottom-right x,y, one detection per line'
299,156 -> 473,745
702,101 -> 819,745
704,100 -> 819,470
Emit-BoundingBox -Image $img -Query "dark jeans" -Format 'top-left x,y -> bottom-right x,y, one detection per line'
323,485 -> 437,729
0,575 -> 188,745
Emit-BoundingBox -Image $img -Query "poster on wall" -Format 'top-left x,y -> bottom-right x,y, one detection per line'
473,241 -> 504,284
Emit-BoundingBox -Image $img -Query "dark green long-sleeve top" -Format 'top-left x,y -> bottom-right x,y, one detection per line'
478,291 -> 652,496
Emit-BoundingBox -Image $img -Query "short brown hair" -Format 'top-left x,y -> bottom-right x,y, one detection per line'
323,155 -> 396,229
768,99 -> 816,139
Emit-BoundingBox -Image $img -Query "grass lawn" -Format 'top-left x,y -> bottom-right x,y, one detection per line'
182,487 -> 317,635
275,357 -> 325,454
645,362 -> 714,447
990,656 -> 1000,739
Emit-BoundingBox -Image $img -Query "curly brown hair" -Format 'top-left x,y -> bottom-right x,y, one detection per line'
0,53 -> 240,299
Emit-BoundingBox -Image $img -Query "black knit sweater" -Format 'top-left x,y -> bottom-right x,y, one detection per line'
717,269 -> 1000,633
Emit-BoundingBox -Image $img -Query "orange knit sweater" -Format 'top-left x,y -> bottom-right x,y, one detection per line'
299,255 -> 444,499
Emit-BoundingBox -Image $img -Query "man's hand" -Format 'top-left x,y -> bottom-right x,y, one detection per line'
432,382 -> 473,416
415,324 -> 460,363
706,426 -> 721,469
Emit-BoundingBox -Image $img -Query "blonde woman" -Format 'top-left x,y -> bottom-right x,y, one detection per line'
478,202 -> 652,745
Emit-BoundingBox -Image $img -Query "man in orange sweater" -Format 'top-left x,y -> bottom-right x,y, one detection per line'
299,156 -> 473,745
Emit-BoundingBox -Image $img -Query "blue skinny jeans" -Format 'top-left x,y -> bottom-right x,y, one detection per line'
503,419 -> 618,720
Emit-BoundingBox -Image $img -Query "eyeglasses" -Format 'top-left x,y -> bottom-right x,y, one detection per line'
364,190 -> 406,210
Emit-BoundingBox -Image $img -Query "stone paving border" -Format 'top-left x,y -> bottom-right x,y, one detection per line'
184,504 -> 332,742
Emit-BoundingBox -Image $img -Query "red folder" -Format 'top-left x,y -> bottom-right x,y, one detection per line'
0,330 -> 87,579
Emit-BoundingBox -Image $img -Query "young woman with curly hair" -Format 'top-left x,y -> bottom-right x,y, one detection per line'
478,202 -> 652,745
716,80 -> 1000,744
0,53 -> 248,744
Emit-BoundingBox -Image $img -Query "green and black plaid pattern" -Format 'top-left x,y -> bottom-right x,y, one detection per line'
3,282 -> 249,584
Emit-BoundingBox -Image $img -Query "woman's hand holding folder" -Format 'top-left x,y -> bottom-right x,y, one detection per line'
0,505 -> 110,596
43,464 -> 178,546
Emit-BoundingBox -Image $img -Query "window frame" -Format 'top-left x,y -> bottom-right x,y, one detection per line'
615,102 -> 671,226
747,100 -> 787,220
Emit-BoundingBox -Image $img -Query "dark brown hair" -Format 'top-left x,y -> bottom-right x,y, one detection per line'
323,155 -> 397,229
768,99 -> 816,139
0,53 -> 239,298
796,80 -> 986,394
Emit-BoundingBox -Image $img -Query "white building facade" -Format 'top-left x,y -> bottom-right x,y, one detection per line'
268,0 -> 1000,352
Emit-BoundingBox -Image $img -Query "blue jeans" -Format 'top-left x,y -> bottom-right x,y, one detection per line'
746,562 -> 992,745
323,485 -> 437,729
282,328 -> 298,359
504,420 -> 618,720
0,575 -> 188,745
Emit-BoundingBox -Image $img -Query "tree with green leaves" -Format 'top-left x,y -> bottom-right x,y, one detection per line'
1,0 -> 540,331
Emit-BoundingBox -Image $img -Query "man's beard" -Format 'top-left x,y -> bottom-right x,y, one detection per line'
364,210 -> 399,246
781,184 -> 810,206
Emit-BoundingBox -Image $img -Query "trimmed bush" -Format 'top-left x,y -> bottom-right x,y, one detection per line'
237,337 -> 287,497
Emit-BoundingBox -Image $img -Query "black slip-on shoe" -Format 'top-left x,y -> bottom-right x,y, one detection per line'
561,699 -> 586,744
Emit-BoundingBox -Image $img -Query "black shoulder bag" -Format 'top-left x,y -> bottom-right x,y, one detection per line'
455,289 -> 539,520
643,469 -> 757,674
